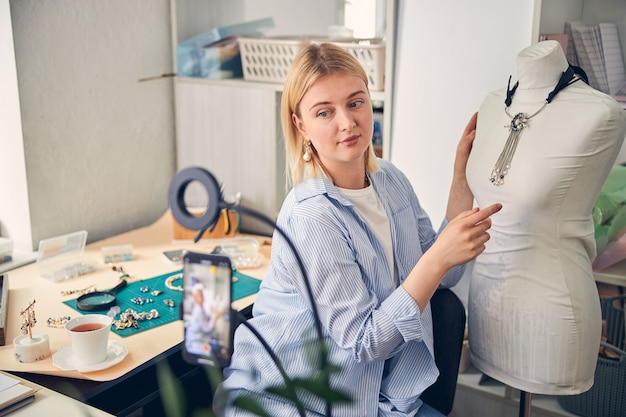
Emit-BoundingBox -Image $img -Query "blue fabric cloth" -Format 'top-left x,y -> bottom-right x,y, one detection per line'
221,159 -> 464,416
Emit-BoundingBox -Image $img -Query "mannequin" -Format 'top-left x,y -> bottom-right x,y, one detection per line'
466,40 -> 626,395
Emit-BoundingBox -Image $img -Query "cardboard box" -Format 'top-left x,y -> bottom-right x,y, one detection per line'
171,209 -> 239,241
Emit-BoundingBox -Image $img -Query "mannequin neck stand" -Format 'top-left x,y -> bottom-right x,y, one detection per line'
519,391 -> 532,417
516,40 -> 569,89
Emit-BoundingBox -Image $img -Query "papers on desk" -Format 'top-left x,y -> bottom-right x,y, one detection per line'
0,371 -> 40,416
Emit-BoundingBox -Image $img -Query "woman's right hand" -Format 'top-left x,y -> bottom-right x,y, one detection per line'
402,203 -> 501,311
432,203 -> 502,271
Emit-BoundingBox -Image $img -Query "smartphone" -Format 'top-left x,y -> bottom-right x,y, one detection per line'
163,249 -> 184,264
182,251 -> 233,368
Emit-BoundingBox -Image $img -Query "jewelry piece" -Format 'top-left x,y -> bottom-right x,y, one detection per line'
19,300 -> 37,337
165,274 -> 183,291
140,286 -> 150,293
489,110 -> 538,186
113,308 -> 159,330
151,290 -> 163,296
131,297 -> 154,305
60,284 -> 97,296
47,316 -> 71,328
303,141 -> 312,162
163,299 -> 176,308
489,66 -> 580,186
112,265 -> 130,280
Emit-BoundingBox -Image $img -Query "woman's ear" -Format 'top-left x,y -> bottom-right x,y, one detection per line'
292,113 -> 306,136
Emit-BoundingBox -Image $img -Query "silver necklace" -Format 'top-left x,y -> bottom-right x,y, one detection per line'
489,65 -> 580,186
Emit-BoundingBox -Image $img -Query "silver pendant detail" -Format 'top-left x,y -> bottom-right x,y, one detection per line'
489,112 -> 527,186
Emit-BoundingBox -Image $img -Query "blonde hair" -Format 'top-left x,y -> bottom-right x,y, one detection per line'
281,43 -> 380,188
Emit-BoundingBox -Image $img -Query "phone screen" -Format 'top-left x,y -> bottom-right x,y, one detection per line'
182,251 -> 233,367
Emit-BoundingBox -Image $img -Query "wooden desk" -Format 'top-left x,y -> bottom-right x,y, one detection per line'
0,211 -> 269,383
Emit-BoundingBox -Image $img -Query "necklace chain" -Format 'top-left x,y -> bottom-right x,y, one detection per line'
489,65 -> 580,186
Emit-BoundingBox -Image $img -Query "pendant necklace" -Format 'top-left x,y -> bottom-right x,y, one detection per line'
489,65 -> 580,186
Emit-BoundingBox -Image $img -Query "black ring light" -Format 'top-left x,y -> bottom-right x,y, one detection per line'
167,167 -> 334,416
168,167 -> 223,232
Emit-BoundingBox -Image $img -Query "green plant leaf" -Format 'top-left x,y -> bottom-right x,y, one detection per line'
156,360 -> 187,417
264,384 -> 301,404
291,377 -> 351,403
202,364 -> 225,393
231,395 -> 274,417
191,408 -> 215,417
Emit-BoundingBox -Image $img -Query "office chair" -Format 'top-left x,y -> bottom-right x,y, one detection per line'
420,288 -> 467,416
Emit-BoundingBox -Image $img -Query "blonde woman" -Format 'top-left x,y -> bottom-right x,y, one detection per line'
219,43 -> 501,417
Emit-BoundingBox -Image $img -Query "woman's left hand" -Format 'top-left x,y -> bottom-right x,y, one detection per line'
446,112 -> 478,221
453,111 -> 478,179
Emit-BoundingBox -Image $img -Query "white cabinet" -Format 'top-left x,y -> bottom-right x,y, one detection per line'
174,79 -> 284,234
170,0 -> 397,231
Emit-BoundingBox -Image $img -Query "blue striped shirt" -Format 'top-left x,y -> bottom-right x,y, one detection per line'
221,159 -> 465,416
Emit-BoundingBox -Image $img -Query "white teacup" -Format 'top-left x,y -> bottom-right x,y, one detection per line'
64,315 -> 113,365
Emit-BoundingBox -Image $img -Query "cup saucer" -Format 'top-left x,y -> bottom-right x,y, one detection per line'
52,340 -> 128,373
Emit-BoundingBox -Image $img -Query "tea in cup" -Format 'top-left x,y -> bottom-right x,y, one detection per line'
64,315 -> 112,365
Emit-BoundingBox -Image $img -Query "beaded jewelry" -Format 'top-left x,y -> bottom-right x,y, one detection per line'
60,284 -> 97,296
47,316 -> 71,328
165,275 -> 183,291
113,308 -> 159,330
19,300 -> 37,337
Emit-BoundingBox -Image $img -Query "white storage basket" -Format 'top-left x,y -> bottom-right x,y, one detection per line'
238,36 -> 385,91
238,36 -> 310,84
330,38 -> 385,91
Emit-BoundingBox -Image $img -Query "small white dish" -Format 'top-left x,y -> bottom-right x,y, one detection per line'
53,340 -> 128,372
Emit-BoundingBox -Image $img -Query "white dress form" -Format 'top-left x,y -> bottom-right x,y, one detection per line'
466,40 -> 626,395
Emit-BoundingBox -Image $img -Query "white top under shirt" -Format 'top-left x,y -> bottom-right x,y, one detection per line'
338,183 -> 395,285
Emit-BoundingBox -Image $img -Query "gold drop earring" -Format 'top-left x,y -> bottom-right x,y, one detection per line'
303,141 -> 312,162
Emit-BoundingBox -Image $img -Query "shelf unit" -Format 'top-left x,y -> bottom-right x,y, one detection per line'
533,0 -> 626,59
170,1 -> 397,231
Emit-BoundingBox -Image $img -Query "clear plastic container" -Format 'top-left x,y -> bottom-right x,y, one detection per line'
204,237 -> 265,269
36,231 -> 97,282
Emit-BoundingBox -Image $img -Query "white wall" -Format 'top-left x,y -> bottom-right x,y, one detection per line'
390,0 -> 536,223
5,0 -> 176,249
242,0 -> 339,36
0,0 -> 31,251
175,0 -> 338,43
0,0 -> 557,250
2,0 -> 341,250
